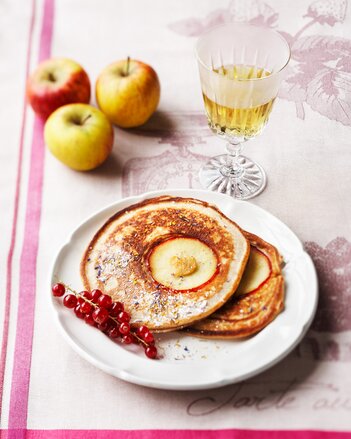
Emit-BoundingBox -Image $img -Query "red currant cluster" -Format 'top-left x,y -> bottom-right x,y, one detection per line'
52,283 -> 157,359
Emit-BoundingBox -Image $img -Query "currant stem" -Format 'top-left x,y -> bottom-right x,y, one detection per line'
62,283 -> 150,347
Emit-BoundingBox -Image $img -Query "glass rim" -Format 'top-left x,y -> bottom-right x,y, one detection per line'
194,22 -> 291,82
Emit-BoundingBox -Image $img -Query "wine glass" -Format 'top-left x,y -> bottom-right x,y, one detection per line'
195,23 -> 290,199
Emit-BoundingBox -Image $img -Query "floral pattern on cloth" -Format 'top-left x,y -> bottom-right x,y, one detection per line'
122,112 -> 210,196
295,238 -> 351,362
169,0 -> 351,126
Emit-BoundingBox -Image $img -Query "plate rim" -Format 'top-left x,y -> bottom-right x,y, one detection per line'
49,189 -> 318,390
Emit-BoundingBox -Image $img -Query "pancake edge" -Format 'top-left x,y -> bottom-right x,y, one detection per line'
79,195 -> 250,331
184,231 -> 285,338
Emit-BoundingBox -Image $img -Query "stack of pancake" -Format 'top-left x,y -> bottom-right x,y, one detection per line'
81,196 -> 284,339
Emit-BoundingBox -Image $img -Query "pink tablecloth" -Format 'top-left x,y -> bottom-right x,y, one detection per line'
1,0 -> 351,437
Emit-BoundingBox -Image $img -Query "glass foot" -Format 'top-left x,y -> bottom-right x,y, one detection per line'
199,154 -> 267,200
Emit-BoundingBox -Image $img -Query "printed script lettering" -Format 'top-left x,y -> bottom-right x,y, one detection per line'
187,380 -> 351,416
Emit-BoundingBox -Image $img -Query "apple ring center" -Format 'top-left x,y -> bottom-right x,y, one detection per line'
170,255 -> 197,277
236,246 -> 271,295
148,237 -> 218,291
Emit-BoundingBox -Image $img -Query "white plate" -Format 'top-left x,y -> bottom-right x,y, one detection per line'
50,189 -> 318,390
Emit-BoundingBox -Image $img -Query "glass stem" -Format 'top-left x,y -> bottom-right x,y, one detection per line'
226,141 -> 244,178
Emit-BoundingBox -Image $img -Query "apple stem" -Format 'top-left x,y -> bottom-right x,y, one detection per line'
48,72 -> 56,82
81,114 -> 92,125
125,56 -> 130,76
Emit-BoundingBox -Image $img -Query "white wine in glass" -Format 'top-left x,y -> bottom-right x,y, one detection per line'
196,24 -> 290,199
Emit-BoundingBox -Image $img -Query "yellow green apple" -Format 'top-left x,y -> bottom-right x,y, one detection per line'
96,58 -> 160,128
27,58 -> 91,120
44,103 -> 114,171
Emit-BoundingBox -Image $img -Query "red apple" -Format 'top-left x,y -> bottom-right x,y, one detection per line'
96,58 -> 160,128
27,58 -> 91,120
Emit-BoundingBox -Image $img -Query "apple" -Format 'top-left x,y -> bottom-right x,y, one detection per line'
237,247 -> 271,295
96,58 -> 160,128
27,58 -> 91,120
44,103 -> 114,171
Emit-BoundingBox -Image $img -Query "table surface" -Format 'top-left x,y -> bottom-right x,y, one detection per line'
1,0 -> 351,437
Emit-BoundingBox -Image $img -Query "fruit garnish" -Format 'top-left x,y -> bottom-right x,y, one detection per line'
52,282 -> 65,297
145,346 -> 157,359
52,282 -> 158,359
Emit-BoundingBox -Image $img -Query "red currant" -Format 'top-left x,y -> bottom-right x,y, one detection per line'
143,331 -> 154,344
119,322 -> 130,335
110,301 -> 124,316
63,294 -> 77,308
108,326 -> 120,338
145,346 -> 157,359
55,283 -> 158,357
98,322 -> 109,331
105,319 -> 116,331
121,334 -> 133,344
52,283 -> 65,297
91,289 -> 102,302
117,311 -> 130,323
98,294 -> 112,309
74,305 -> 85,319
84,313 -> 95,326
137,325 -> 149,337
81,290 -> 92,300
80,301 -> 92,314
92,307 -> 109,325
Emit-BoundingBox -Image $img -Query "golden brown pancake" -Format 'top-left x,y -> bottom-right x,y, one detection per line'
80,196 -> 250,331
185,232 -> 284,338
